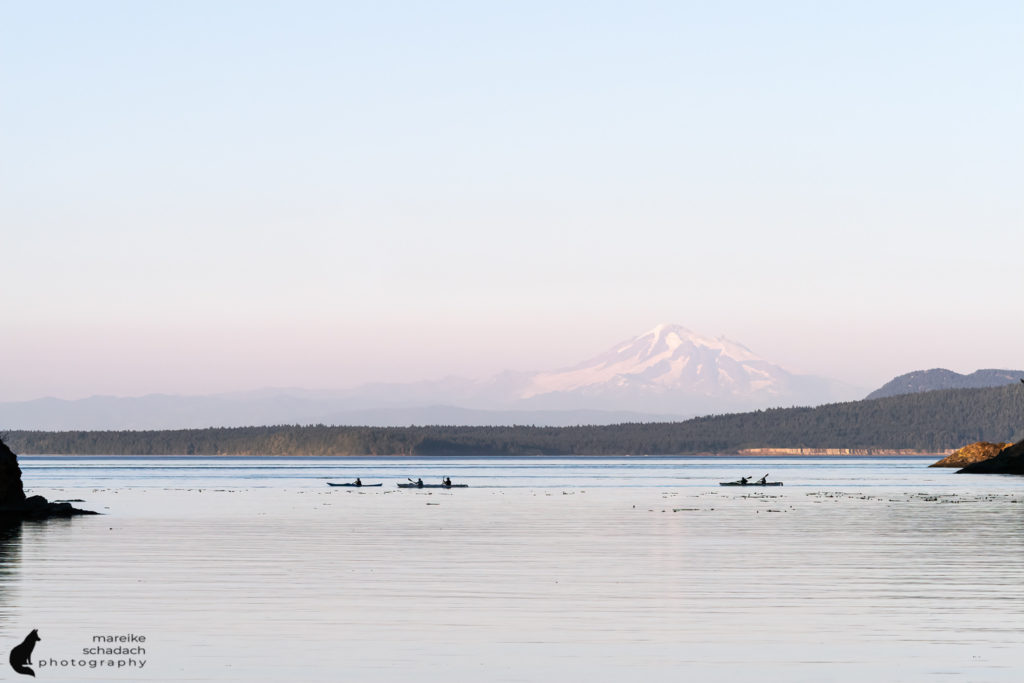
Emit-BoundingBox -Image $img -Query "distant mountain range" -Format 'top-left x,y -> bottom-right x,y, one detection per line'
866,369 -> 1024,400
348,323 -> 861,415
0,324 -> 863,430
0,394 -> 683,431
9,383 -> 1023,456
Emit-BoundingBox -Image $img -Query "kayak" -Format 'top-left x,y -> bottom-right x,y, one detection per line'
327,482 -> 383,487
719,481 -> 783,487
397,483 -> 468,489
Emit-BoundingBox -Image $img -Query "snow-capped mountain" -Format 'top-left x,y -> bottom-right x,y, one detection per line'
505,323 -> 855,413
522,324 -> 777,398
0,324 -> 861,429
333,323 -> 857,414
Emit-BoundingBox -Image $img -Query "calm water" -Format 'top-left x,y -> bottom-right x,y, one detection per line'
2,456 -> 1023,682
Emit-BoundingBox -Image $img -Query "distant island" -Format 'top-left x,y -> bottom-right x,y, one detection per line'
866,368 -> 1024,400
5,383 -> 1022,456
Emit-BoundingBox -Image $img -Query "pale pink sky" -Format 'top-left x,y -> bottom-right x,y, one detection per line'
3,1 -> 1021,401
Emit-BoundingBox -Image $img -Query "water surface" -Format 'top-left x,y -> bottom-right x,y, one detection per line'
2,457 -> 1021,681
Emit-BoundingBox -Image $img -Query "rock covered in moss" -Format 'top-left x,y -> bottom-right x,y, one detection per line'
930,441 -> 1012,468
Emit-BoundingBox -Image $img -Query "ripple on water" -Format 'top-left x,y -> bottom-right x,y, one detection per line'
2,459 -> 1023,682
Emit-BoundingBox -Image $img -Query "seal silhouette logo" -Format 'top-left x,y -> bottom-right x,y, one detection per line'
9,629 -> 40,677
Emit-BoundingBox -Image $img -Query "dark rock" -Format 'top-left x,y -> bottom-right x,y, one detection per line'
0,437 -> 27,505
958,440 -> 1024,475
0,437 -> 96,518
930,441 -> 1012,468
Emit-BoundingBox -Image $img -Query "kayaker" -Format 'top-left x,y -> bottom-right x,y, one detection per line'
756,475 -> 767,485
416,478 -> 423,487
354,477 -> 362,487
443,477 -> 452,487
740,476 -> 749,485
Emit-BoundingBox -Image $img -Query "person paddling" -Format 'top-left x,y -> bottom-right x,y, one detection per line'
354,477 -> 362,487
756,474 -> 768,485
442,476 -> 452,487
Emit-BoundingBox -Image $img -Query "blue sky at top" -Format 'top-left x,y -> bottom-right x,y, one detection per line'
2,1 -> 1021,400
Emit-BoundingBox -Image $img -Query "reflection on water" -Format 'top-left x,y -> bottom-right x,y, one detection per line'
0,522 -> 22,626
4,458 -> 1024,681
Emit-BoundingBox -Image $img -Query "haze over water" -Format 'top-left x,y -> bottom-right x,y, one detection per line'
1,456 -> 1021,682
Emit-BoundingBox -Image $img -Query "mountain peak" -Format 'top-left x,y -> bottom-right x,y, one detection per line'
632,323 -> 761,364
646,322 -> 691,339
517,323 -> 812,409
642,323 -> 693,353
0,322 -> 861,428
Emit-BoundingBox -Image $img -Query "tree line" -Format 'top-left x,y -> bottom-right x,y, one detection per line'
5,384 -> 1022,456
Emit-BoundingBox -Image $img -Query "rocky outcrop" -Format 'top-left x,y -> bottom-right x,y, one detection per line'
0,437 -> 96,518
930,441 -> 1012,468
958,440 -> 1024,475
0,437 -> 27,505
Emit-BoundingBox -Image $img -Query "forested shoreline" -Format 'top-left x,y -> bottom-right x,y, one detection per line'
5,384 -> 1022,456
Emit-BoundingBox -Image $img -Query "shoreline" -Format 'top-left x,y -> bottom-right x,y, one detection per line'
738,448 -> 951,456
16,451 -> 950,458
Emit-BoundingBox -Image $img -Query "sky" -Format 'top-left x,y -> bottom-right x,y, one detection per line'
2,1 -> 1022,402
